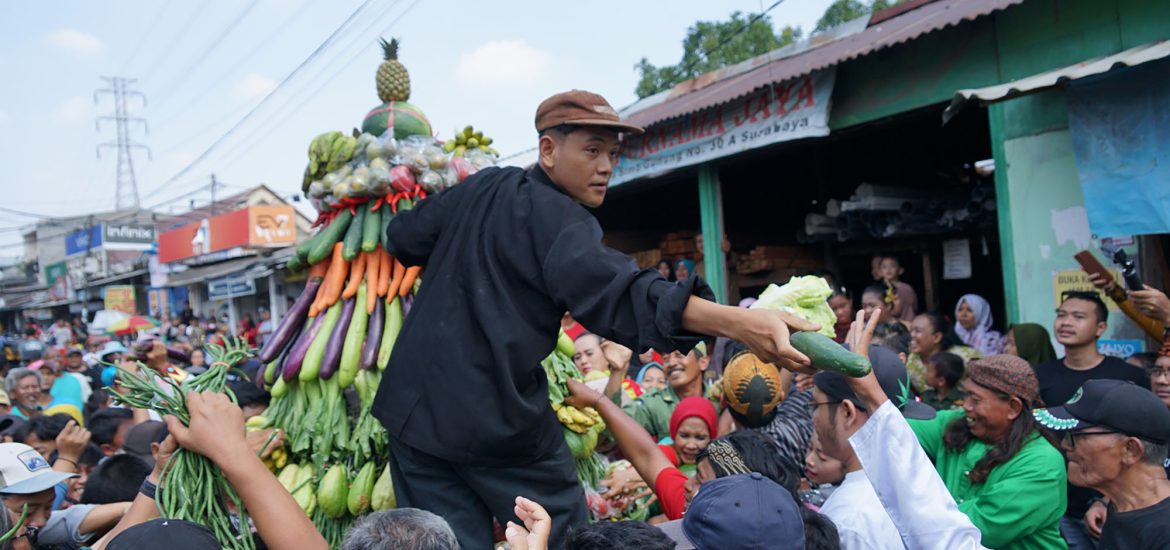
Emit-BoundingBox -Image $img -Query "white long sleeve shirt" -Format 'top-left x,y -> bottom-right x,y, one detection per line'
849,400 -> 988,550
820,469 -> 907,550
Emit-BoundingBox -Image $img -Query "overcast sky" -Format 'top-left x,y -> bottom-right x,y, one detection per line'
0,0 -> 834,254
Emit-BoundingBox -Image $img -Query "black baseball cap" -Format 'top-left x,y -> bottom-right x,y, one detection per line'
813,344 -> 936,420
1034,379 -> 1170,444
107,518 -> 220,550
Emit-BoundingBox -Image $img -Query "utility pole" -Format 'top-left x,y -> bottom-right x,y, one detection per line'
95,76 -> 151,210
210,174 -> 218,216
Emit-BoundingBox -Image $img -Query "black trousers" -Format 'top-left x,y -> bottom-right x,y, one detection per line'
386,435 -> 588,550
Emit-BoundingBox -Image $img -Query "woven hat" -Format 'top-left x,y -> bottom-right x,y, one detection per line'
967,355 -> 1040,405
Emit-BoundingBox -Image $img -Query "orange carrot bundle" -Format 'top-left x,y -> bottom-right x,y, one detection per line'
365,250 -> 381,314
399,266 -> 422,298
376,249 -> 392,298
342,251 -> 367,300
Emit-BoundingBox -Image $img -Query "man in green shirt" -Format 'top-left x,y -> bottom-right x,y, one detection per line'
623,342 -> 717,443
908,355 -> 1068,550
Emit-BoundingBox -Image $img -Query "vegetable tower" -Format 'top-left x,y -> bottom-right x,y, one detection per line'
255,37 -> 502,548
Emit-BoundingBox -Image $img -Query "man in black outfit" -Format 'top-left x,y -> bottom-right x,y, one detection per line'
374,90 -> 816,550
1034,291 -> 1149,547
1034,379 -> 1170,549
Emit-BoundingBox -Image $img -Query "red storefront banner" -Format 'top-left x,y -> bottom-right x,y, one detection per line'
158,206 -> 296,263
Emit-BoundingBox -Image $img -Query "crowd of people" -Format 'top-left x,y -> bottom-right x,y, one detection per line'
1,86 -> 1169,549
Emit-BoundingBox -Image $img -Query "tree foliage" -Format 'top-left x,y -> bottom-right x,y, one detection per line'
634,11 -> 802,99
814,0 -> 902,32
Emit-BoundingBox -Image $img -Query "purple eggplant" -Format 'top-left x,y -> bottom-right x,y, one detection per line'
129,337 -> 191,365
361,299 -> 385,371
319,297 -> 356,380
257,278 -> 321,363
402,294 -> 414,317
283,314 -> 325,381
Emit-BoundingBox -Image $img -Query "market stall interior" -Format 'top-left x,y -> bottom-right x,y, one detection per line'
596,102 -> 1002,320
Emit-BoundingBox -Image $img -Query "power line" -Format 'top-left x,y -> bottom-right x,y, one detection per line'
0,206 -> 55,219
212,0 -> 421,173
152,0 -> 313,134
117,1 -> 171,76
676,0 -> 788,78
137,0 -> 213,87
151,0 -> 262,104
140,0 -> 380,202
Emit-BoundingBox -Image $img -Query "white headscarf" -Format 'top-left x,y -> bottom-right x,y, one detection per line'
954,294 -> 1004,356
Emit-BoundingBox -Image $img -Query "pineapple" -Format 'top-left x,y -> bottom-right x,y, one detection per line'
376,38 -> 411,103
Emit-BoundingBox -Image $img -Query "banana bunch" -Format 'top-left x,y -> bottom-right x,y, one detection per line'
246,415 -> 289,471
443,125 -> 498,157
553,402 -> 605,434
304,131 -> 358,192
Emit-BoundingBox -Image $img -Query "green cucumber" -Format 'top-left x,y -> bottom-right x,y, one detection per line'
342,206 -> 366,261
285,254 -> 306,273
790,331 -> 871,377
361,202 -> 381,252
307,209 -> 353,265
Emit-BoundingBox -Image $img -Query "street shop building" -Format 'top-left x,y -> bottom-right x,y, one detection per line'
600,0 -> 1170,354
154,185 -> 312,331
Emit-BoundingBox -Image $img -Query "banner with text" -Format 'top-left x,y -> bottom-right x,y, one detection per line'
613,68 -> 835,186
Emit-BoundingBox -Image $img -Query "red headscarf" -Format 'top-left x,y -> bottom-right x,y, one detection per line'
669,397 -> 718,440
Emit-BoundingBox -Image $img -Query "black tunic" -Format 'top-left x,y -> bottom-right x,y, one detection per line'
374,165 -> 712,466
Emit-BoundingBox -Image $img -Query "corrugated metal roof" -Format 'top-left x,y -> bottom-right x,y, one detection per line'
623,0 -> 1025,129
943,39 -> 1170,122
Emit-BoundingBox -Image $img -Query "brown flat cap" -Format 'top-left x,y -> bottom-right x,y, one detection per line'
967,354 -> 1041,405
535,90 -> 644,134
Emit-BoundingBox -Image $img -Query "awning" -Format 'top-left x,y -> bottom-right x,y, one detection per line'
944,39 -> 1170,122
164,256 -> 261,288
623,0 -> 1025,129
84,269 -> 148,288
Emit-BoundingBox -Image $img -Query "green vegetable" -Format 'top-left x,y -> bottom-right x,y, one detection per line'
362,201 -> 382,252
376,297 -> 403,370
301,301 -> 343,381
790,331 -> 872,377
308,209 -> 353,265
338,283 -> 370,388
342,206 -> 366,262
347,462 -> 377,516
371,464 -> 396,511
752,275 -> 837,338
555,329 -> 575,358
316,464 -> 349,518
293,464 -> 317,515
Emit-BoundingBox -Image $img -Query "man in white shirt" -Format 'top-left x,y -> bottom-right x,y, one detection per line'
810,344 -> 937,550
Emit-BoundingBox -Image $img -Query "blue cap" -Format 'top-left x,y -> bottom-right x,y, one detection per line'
659,473 -> 804,549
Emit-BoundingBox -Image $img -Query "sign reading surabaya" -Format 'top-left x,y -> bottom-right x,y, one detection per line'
612,68 -> 835,185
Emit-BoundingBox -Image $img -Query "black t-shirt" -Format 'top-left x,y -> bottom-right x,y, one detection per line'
1099,497 -> 1170,550
374,165 -> 712,466
1035,355 -> 1151,518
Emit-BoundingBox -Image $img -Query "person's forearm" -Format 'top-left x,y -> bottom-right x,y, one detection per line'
593,397 -> 671,486
218,449 -> 328,550
680,296 -> 740,339
603,369 -> 625,403
79,502 -> 133,537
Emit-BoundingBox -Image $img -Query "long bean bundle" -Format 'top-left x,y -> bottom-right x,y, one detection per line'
114,338 -> 257,550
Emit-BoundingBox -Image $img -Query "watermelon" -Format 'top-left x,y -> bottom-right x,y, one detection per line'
362,101 -> 433,140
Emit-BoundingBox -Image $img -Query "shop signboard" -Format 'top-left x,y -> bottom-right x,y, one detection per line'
1052,268 -> 1121,311
1098,339 -> 1143,358
249,205 -> 297,246
159,206 -> 295,263
104,285 -> 136,314
612,68 -> 835,185
65,226 -> 103,257
44,261 -> 73,302
159,209 -> 248,263
208,274 -> 256,300
103,224 -> 155,249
